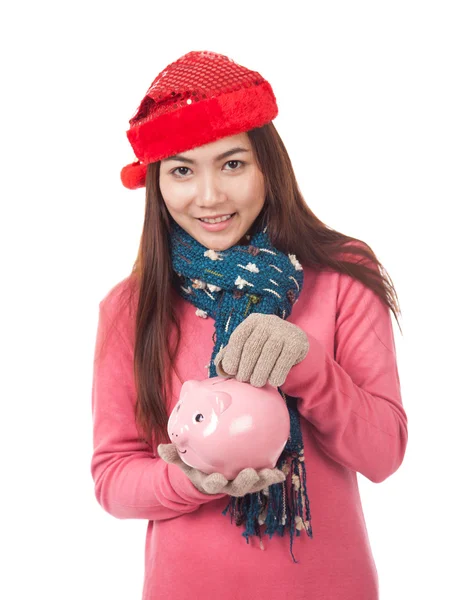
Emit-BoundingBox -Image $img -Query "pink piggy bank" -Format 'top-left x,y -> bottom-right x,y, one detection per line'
167,376 -> 290,480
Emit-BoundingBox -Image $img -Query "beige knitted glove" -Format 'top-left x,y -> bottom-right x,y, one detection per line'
157,443 -> 286,497
214,313 -> 309,388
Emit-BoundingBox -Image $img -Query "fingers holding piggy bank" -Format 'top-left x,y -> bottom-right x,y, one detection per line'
160,376 -> 290,488
157,443 -> 285,497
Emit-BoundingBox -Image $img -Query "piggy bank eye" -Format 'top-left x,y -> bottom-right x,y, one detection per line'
195,413 -> 204,423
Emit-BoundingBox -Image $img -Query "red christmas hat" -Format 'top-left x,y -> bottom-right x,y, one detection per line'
121,50 -> 278,189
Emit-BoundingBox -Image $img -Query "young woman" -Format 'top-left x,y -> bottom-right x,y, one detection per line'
91,50 -> 408,600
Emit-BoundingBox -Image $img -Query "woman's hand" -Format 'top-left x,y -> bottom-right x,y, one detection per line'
214,313 -> 309,387
157,443 -> 286,497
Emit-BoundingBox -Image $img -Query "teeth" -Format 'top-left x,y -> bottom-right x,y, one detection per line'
201,214 -> 233,224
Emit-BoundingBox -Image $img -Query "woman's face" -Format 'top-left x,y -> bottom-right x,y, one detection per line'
159,132 -> 265,251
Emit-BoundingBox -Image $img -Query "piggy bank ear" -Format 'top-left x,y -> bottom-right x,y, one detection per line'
180,380 -> 200,397
208,391 -> 232,415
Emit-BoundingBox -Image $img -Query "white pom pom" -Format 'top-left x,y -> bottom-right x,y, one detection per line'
295,516 -> 305,531
288,254 -> 303,271
204,249 -> 224,261
191,278 -> 207,289
291,474 -> 301,491
235,275 -> 251,289
207,283 -> 222,292
243,262 -> 259,273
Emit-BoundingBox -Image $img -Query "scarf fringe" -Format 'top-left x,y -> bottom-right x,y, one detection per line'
222,399 -> 313,563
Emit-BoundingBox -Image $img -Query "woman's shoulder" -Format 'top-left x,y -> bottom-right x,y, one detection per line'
296,238 -> 379,306
98,275 -> 139,343
100,275 -> 138,311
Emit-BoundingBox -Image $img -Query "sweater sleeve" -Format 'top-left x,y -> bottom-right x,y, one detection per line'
90,301 -> 227,521
281,272 -> 408,484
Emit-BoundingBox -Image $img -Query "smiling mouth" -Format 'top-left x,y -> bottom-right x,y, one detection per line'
197,212 -> 236,222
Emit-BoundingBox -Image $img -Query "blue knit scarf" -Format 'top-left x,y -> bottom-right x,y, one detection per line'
169,219 -> 313,562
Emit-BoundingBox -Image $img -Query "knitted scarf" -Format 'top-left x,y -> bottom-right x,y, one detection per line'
169,220 -> 313,563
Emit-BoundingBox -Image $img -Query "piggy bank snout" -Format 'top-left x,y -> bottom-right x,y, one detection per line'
168,424 -> 189,445
168,411 -> 188,443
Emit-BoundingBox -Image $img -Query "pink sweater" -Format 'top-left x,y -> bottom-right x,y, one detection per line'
91,263 -> 408,600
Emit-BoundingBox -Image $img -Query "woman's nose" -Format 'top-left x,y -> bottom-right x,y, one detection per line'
196,172 -> 226,206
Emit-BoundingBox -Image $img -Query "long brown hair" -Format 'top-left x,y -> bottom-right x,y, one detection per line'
113,122 -> 401,447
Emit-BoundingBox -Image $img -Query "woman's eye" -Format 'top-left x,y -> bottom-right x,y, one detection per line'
172,166 -> 191,177
224,160 -> 243,170
171,160 -> 244,178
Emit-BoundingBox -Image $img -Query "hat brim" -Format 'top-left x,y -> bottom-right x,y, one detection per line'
122,80 -> 278,189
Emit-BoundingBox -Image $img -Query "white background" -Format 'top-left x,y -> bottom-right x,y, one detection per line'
1,1 -> 459,598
